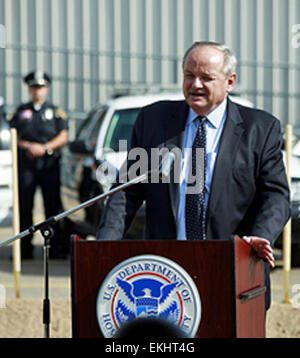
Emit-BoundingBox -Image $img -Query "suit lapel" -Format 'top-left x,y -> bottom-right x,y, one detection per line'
164,101 -> 189,221
206,99 -> 245,227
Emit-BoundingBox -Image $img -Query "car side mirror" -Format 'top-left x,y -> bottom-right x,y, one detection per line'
69,139 -> 94,154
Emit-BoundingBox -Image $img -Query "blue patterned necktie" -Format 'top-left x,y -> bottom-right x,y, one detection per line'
185,116 -> 206,240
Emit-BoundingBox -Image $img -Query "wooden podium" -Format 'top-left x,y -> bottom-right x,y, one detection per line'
71,236 -> 266,338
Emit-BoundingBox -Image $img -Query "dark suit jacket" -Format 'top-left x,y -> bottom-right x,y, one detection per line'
97,98 -> 291,309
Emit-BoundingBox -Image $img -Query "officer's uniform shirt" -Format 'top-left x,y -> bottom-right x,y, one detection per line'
10,101 -> 68,169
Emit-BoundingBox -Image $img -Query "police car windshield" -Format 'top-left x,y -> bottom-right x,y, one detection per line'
103,108 -> 141,152
77,106 -> 108,141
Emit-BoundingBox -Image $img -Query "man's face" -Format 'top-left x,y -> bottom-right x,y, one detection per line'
29,85 -> 49,103
183,46 -> 236,116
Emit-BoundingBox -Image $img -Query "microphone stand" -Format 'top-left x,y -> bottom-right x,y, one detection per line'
0,172 -> 148,338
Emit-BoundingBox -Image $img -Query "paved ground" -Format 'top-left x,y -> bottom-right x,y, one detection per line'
0,189 -> 72,300
0,227 -> 71,299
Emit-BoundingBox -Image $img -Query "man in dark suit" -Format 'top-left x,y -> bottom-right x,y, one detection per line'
97,41 -> 290,310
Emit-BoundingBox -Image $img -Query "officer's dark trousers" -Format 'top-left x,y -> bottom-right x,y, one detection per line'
18,164 -> 62,258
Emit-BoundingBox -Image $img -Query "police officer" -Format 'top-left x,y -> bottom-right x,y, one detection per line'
10,71 -> 68,259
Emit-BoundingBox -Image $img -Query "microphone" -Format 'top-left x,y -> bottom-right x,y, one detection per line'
159,150 -> 177,179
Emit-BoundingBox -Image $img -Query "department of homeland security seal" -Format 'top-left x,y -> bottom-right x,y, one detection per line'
96,255 -> 201,338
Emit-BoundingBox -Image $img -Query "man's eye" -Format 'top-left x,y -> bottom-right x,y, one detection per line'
202,77 -> 214,82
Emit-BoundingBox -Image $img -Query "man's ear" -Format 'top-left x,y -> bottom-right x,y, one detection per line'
226,73 -> 237,94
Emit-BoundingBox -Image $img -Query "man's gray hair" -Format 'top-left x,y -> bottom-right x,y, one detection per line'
182,41 -> 237,77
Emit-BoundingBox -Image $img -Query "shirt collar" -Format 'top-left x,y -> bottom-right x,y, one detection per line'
31,101 -> 48,112
187,97 -> 227,129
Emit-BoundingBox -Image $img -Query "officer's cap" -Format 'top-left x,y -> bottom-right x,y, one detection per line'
23,71 -> 51,87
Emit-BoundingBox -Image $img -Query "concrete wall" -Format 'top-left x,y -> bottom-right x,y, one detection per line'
0,0 -> 299,132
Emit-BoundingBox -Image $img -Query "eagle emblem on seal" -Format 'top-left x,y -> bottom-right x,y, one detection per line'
115,277 -> 180,326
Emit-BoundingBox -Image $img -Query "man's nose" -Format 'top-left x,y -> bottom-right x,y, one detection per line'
192,77 -> 203,88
